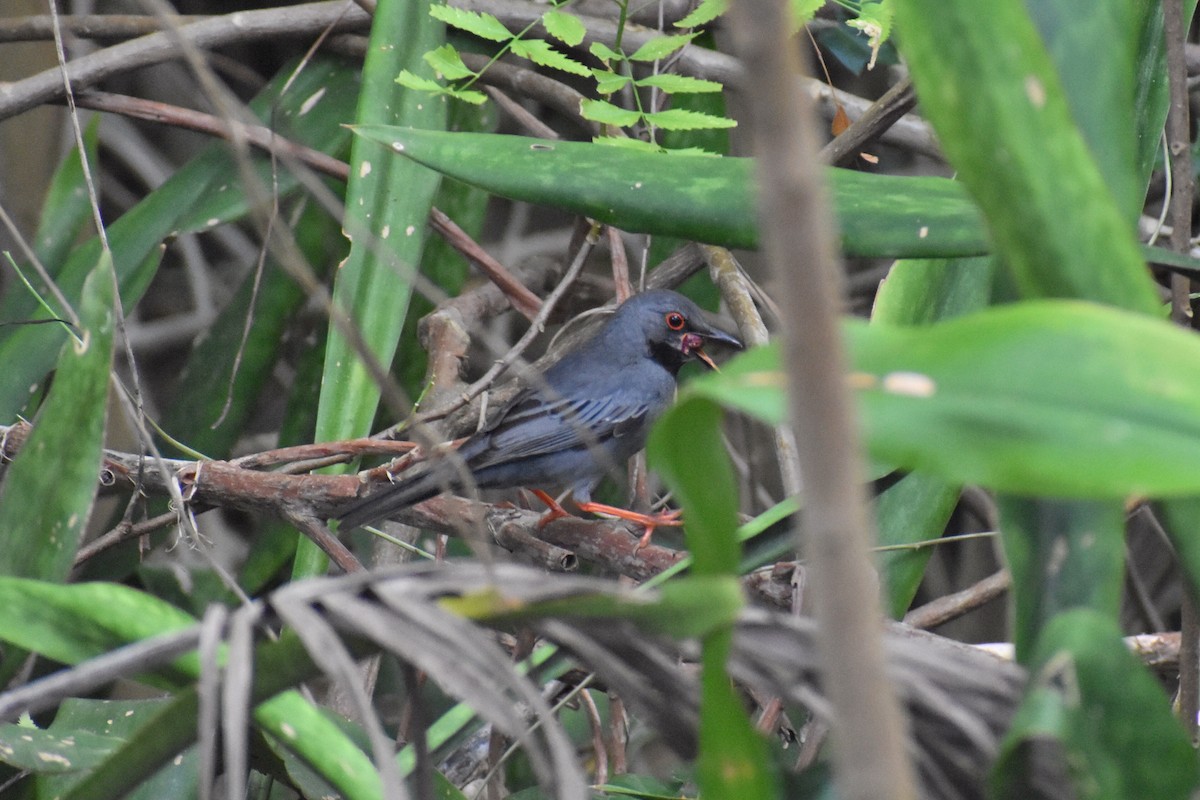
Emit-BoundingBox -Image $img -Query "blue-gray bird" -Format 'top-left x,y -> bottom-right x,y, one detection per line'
336,289 -> 742,541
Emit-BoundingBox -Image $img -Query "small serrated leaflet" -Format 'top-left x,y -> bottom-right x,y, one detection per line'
580,98 -> 642,127
592,68 -> 631,94
396,70 -> 445,92
848,0 -> 895,69
592,136 -> 663,152
628,33 -> 697,62
789,0 -> 825,27
676,0 -> 729,28
589,41 -> 623,63
447,87 -> 489,105
424,43 -> 476,80
542,9 -> 587,46
429,5 -> 512,42
510,39 -> 591,76
635,73 -> 724,93
644,108 -> 738,130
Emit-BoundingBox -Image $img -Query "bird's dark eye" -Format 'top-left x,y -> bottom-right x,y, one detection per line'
665,311 -> 686,330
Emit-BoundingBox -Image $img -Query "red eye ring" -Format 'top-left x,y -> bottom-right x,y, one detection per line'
665,311 -> 686,331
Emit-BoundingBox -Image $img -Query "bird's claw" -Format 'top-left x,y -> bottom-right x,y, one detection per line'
529,490 -> 682,549
575,500 -> 682,551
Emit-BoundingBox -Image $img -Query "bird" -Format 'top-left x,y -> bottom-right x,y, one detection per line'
335,289 -> 743,544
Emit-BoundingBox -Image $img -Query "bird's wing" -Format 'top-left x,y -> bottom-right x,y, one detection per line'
469,390 -> 654,469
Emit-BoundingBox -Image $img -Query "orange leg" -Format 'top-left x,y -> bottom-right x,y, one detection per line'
531,489 -> 572,527
576,500 -> 683,550
531,490 -> 683,549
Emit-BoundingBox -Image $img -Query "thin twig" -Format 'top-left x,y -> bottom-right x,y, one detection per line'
903,570 -> 1011,630
819,76 -> 917,166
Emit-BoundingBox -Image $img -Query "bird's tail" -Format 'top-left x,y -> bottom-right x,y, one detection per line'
335,468 -> 450,531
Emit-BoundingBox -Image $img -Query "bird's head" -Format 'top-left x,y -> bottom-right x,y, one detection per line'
612,289 -> 743,374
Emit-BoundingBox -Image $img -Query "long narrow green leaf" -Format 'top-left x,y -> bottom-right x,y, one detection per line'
892,0 -> 1158,312
1026,1 -> 1138,217
0,253 -> 114,581
27,118 -> 101,286
648,398 -> 774,799
649,397 -> 740,576
300,0 -> 446,578
869,256 -> 993,616
351,126 -> 989,258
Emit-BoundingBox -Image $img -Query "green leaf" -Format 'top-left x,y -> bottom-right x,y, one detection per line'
351,128 -> 991,257
870,256 -> 993,616
0,578 -> 383,800
160,202 -> 340,460
992,610 -> 1199,800
649,397 -> 741,575
396,69 -> 446,92
644,108 -> 738,131
0,578 -> 198,677
424,43 -> 476,80
999,497 -> 1125,662
681,343 -> 785,425
301,0 -> 446,578
444,576 -> 743,639
0,723 -> 113,775
0,253 -> 114,581
1025,0 -> 1138,218
635,73 -> 724,93
676,0 -> 728,28
592,68 -> 632,94
26,699 -> 199,800
696,628 -> 778,799
510,39 -> 590,77
588,41 -> 623,63
893,0 -> 1158,313
628,33 -> 697,62
446,86 -> 489,104
542,9 -> 586,46
853,302 -> 1200,497
687,300 -> 1200,498
579,98 -> 641,127
428,4 -> 512,41
646,393 -> 775,800
592,135 -> 665,153
789,0 -> 825,27
871,257 -> 994,326
30,118 -> 100,275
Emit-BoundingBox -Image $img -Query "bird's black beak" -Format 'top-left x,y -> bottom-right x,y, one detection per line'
683,324 -> 743,371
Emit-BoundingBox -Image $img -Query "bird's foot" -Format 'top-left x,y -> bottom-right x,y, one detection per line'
575,500 -> 683,550
531,489 -> 573,528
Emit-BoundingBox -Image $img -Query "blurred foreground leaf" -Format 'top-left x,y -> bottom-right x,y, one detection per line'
681,301 -> 1200,498
992,610 -> 1198,800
